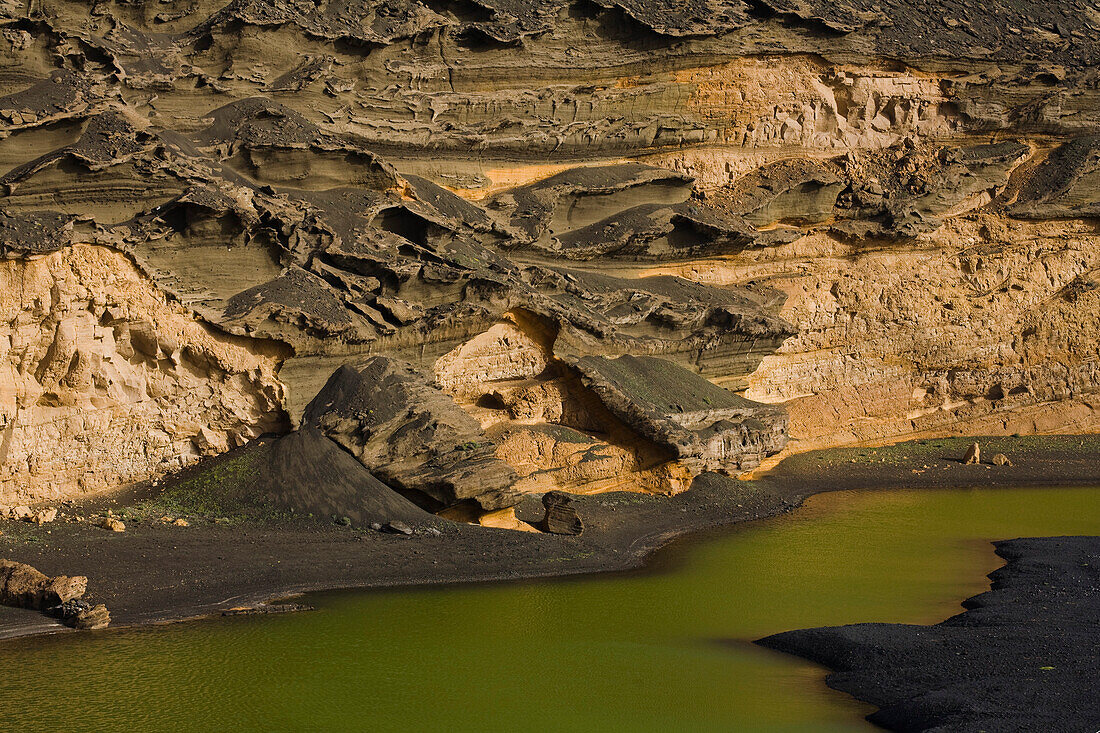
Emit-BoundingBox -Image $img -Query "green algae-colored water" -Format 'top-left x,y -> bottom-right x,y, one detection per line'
2,486 -> 1098,732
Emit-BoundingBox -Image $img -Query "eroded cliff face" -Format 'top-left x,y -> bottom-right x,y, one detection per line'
649,217 -> 1100,452
1,0 -> 1099,509
746,220 -> 1100,449
430,312 -> 783,515
0,244 -> 288,503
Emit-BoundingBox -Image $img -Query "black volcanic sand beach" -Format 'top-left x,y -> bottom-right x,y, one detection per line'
757,535 -> 1100,732
0,434 -> 1097,636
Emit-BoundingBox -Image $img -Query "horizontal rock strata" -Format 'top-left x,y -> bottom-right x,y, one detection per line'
0,0 -> 1098,504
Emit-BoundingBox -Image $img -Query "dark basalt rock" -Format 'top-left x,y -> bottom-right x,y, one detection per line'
224,266 -> 370,342
160,0 -> 1100,62
186,0 -> 754,45
402,175 -> 498,233
1009,136 -> 1100,219
1,111 -> 157,187
0,210 -> 75,258
46,599 -> 111,630
757,536 -> 1100,732
541,490 -> 584,535
0,70 -> 98,131
573,355 -> 788,472
303,358 -> 522,510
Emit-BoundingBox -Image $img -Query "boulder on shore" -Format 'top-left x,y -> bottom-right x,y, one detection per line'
0,560 -> 50,608
48,599 -> 111,630
542,491 -> 584,535
304,359 -> 520,511
0,559 -> 89,611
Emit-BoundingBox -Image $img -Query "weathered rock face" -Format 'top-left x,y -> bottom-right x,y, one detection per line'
2,0 -> 1100,501
731,214 -> 1100,449
574,355 -> 788,473
0,244 -> 288,503
426,312 -> 788,508
303,358 -> 521,510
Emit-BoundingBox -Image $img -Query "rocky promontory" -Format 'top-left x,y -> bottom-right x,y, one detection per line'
758,536 -> 1100,732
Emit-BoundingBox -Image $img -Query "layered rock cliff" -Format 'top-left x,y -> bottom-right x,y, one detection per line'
1,0 -> 1098,511
0,243 -> 287,502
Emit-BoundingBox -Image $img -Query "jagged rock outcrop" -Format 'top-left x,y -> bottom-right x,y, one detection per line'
0,95 -> 791,501
2,0 -> 1099,500
574,355 -> 788,472
294,346 -> 787,515
50,600 -> 111,630
303,358 -> 521,510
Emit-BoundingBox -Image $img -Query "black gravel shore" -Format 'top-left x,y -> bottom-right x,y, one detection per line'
0,434 -> 1098,640
757,536 -> 1100,732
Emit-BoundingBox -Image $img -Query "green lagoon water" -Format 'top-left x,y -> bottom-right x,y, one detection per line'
2,486 -> 1098,732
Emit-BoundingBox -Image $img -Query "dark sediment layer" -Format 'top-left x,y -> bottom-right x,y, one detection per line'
757,535 -> 1100,732
206,425 -> 443,528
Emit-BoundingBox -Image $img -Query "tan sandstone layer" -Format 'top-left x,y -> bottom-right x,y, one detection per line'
637,215 -> 1100,453
0,244 -> 288,503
